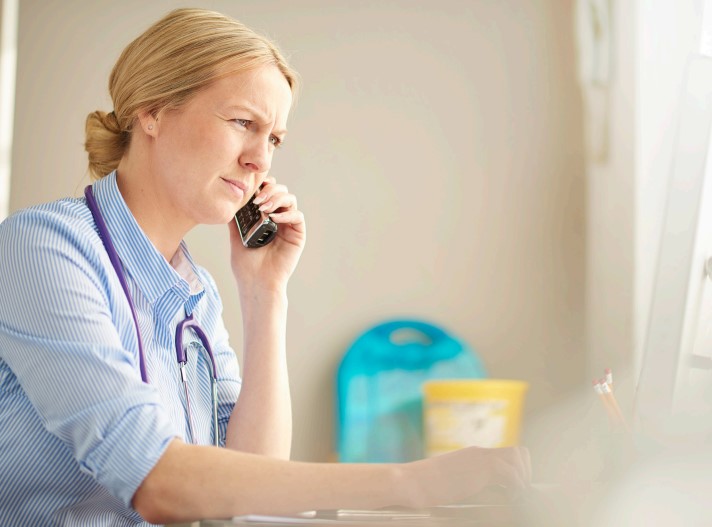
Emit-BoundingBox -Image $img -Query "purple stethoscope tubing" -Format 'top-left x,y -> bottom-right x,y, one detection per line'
84,185 -> 149,382
84,185 -> 219,446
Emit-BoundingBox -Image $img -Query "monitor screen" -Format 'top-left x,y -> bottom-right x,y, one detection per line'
635,53 -> 712,443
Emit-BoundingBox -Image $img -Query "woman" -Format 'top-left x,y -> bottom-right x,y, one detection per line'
0,8 -> 530,526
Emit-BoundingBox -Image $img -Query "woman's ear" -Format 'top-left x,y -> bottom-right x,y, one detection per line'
136,109 -> 159,137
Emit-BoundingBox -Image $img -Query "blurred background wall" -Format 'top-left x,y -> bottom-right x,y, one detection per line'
6,0 -> 588,463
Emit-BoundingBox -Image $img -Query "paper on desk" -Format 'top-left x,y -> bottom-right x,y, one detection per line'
232,509 -> 431,524
232,514 -> 339,524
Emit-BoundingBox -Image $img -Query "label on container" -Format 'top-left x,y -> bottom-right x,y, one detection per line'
425,399 -> 507,455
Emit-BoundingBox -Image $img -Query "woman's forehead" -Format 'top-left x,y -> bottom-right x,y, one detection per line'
204,66 -> 292,120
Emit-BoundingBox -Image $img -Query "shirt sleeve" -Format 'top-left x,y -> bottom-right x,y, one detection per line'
195,266 -> 242,447
0,205 -> 178,508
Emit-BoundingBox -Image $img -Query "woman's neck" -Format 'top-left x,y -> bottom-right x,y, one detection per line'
115,155 -> 192,263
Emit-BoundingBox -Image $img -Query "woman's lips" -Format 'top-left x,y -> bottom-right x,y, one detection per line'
222,178 -> 247,198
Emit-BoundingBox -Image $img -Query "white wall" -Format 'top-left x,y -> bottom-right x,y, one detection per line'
583,0 -> 636,388
10,0 -> 585,462
0,0 -> 18,221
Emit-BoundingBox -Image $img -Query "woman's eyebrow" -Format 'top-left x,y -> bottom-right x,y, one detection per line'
226,103 -> 288,136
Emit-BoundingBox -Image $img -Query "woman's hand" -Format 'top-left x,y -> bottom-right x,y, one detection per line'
403,446 -> 532,507
228,176 -> 306,295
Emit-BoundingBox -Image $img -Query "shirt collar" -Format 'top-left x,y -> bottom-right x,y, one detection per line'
90,171 -> 205,307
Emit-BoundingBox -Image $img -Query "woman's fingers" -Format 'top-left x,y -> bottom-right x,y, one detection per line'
520,447 -> 532,485
254,183 -> 288,204
253,183 -> 297,215
259,193 -> 297,214
269,210 -> 305,229
499,447 -> 531,490
491,455 -> 526,492
474,447 -> 529,493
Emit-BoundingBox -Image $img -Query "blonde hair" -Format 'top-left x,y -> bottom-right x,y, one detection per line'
85,8 -> 298,180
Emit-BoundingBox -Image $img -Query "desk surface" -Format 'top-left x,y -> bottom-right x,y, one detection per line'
192,485 -> 583,527
197,505 -> 524,527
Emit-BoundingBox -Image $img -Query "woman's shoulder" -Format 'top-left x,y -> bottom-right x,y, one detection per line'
0,196 -> 102,258
2,195 -> 94,229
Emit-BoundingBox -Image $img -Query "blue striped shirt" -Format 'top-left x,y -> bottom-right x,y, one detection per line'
0,171 -> 242,526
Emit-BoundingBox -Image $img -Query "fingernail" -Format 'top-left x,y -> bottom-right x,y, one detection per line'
258,202 -> 271,211
253,194 -> 265,204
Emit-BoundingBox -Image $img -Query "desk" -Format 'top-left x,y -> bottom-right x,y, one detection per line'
196,505 -> 523,527
171,483 -> 580,527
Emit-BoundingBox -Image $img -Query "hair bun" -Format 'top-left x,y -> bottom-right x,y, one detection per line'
84,110 -> 127,180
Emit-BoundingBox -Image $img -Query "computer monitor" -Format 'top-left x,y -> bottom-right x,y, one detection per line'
635,53 -> 712,444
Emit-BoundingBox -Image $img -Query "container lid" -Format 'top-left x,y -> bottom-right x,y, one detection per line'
423,379 -> 529,399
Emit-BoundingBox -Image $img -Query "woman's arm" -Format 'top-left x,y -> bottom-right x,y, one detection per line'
223,177 -> 304,458
133,439 -> 531,524
225,287 -> 291,457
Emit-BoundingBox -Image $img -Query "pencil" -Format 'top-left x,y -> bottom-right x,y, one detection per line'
593,379 -> 619,426
604,368 -> 613,391
600,380 -> 629,432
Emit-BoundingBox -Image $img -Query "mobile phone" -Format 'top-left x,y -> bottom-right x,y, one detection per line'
234,192 -> 278,248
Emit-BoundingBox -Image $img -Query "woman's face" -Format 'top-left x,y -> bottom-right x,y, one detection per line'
147,64 -> 293,228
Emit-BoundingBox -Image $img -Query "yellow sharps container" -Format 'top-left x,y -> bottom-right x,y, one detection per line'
422,379 -> 528,457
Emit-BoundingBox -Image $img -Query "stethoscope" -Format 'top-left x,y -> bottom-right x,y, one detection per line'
84,185 -> 219,447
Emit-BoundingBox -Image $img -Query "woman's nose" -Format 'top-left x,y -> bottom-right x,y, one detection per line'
239,137 -> 272,174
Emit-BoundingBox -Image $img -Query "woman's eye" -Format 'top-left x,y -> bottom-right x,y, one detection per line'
234,119 -> 250,127
269,135 -> 283,148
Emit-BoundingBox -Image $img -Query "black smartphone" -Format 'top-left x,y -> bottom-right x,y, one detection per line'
234,192 -> 278,248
